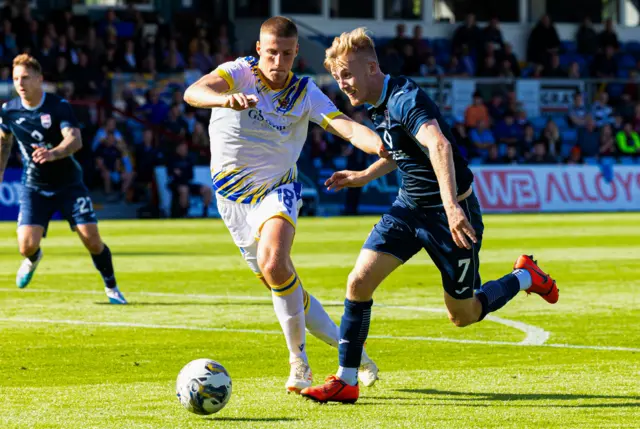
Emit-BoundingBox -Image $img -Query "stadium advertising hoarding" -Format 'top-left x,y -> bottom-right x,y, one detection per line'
0,168 -> 22,221
150,165 -> 640,218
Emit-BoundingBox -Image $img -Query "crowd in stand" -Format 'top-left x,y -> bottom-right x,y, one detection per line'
1,4 -> 639,216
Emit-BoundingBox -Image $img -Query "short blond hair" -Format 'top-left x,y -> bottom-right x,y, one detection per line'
324,27 -> 377,72
12,53 -> 42,75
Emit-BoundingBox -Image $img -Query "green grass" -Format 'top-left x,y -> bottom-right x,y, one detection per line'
1,213 -> 639,429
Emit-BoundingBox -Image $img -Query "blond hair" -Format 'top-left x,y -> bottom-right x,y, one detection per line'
324,27 -> 377,72
12,53 -> 42,75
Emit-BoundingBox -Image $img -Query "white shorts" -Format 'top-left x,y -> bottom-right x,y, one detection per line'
217,182 -> 303,274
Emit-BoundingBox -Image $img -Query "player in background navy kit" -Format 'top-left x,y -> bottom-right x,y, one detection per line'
0,54 -> 126,304
301,28 -> 559,403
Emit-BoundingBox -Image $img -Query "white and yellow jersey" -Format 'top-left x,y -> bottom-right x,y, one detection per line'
208,56 -> 341,204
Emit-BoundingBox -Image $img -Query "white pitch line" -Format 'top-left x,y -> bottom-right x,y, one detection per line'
0,288 -> 548,345
0,317 -> 638,353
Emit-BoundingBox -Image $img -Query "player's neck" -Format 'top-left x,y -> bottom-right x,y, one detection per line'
21,90 -> 45,109
257,67 -> 290,91
365,73 -> 387,106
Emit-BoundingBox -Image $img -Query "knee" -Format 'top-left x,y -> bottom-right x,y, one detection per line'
257,252 -> 291,285
84,236 -> 104,254
18,239 -> 39,258
447,310 -> 476,328
346,270 -> 373,301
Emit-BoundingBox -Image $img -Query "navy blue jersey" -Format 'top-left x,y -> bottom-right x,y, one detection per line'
368,76 -> 474,208
0,93 -> 83,191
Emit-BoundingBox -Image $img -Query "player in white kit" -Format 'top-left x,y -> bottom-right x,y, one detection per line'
183,16 -> 385,393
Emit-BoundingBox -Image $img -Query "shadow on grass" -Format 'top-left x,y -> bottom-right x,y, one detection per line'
396,389 -> 640,402
205,417 -> 300,422
94,301 -> 274,307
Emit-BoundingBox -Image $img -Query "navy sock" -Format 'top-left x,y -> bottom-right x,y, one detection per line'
338,299 -> 373,369
475,273 -> 520,320
91,244 -> 117,288
28,248 -> 41,262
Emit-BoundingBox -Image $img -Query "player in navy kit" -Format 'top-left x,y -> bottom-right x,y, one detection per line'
0,54 -> 126,304
301,28 -> 559,403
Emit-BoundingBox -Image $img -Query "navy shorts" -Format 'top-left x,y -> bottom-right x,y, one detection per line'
18,184 -> 98,234
363,192 -> 485,300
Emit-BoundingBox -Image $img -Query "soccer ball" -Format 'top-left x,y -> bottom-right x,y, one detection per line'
176,358 -> 232,415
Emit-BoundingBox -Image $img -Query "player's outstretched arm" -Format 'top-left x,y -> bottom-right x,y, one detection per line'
325,115 -> 388,158
415,120 -> 477,249
325,158 -> 397,192
0,128 -> 14,183
183,73 -> 257,110
32,127 -> 82,164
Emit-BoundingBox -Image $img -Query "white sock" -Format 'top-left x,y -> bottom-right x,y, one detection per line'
513,269 -> 532,290
271,274 -> 308,364
304,293 -> 339,348
337,366 -> 358,386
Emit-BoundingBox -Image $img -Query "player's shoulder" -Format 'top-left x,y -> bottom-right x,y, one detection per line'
387,75 -> 433,113
43,93 -> 67,106
2,97 -> 23,112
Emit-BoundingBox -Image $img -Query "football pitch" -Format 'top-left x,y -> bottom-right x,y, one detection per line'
1,213 -> 639,429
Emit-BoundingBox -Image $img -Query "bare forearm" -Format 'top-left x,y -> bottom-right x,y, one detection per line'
363,158 -> 397,181
184,84 -> 229,108
51,135 -> 82,160
429,138 -> 458,208
349,124 -> 384,155
0,134 -> 14,177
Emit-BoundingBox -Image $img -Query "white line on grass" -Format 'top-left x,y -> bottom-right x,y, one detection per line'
2,288 -> 636,352
0,317 -> 638,352
0,288 -> 547,345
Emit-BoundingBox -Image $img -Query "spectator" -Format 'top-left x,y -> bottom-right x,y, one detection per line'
542,54 -> 565,77
577,16 -> 598,56
469,120 -> 495,158
591,45 -> 618,78
309,126 -> 331,168
527,14 -> 561,67
520,123 -> 537,154
92,117 -> 124,151
190,121 -> 209,163
494,111 -> 522,146
487,93 -> 506,124
483,17 -> 504,54
420,55 -> 443,77
498,59 -> 516,78
168,142 -> 212,218
191,40 -> 214,74
38,35 -> 57,77
577,115 -> 600,157
72,51 -> 101,98
568,92 -> 588,128
477,55 -> 499,77
446,56 -> 468,77
465,92 -> 490,128
57,34 -> 78,65
616,123 -> 640,156
567,61 -> 581,79
141,53 -> 158,74
138,88 -> 169,125
119,39 -> 138,72
116,138 -> 135,201
51,55 -> 71,82
164,38 -> 186,70
401,44 -> 421,76
391,23 -> 411,55
21,19 -> 39,52
530,63 -> 544,78
165,103 -> 189,139
633,103 -> 640,132
499,43 -> 521,77
379,45 -> 403,76
459,45 -> 475,76
485,144 -> 502,164
599,124 -> 617,156
2,19 -> 18,58
101,44 -> 118,74
452,120 -> 474,159
83,26 -> 105,67
591,92 -> 614,127
411,25 -> 431,62
566,146 -> 583,164
527,141 -> 557,164
293,57 -> 315,75
451,13 -> 481,56
599,18 -> 619,50
612,114 -> 624,133
0,65 -> 10,82
541,119 -> 562,157
182,105 -> 197,133
95,131 -> 124,199
501,144 -> 521,164
135,130 -> 164,198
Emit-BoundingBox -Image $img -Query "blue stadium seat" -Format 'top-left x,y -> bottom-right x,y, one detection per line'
584,157 -> 599,165
561,129 -> 578,143
432,38 -> 451,55
620,157 -> 636,165
600,156 -> 616,166
562,40 -> 577,53
530,116 -> 547,132
560,142 -> 574,158
617,53 -> 636,70
436,52 -> 451,66
624,41 -> 640,54
553,116 -> 568,129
